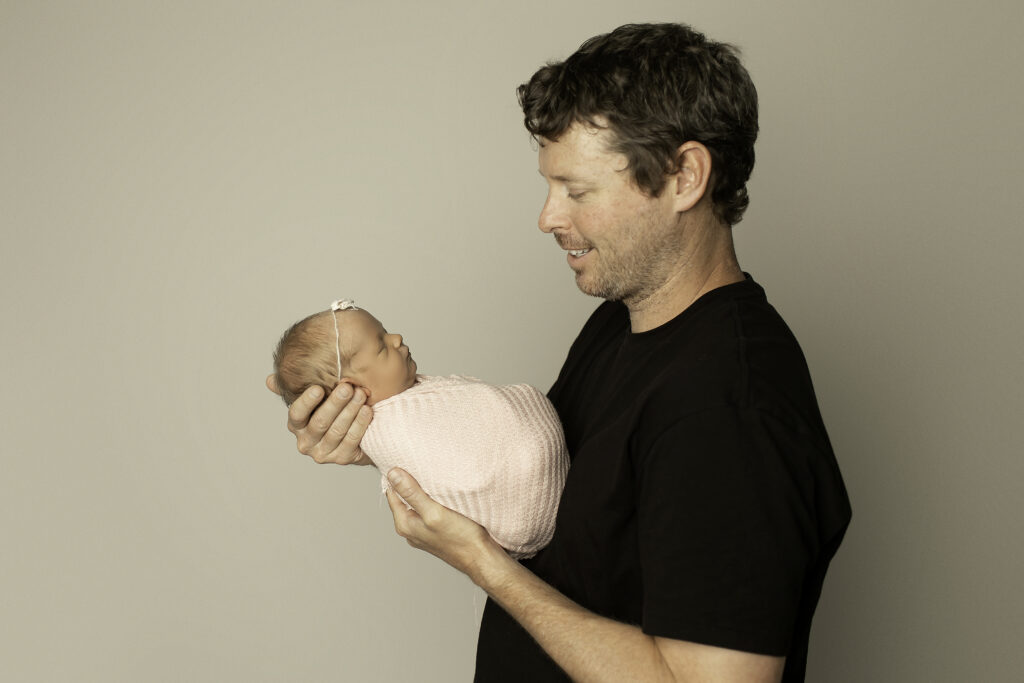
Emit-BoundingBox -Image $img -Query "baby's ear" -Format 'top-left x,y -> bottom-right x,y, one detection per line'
339,376 -> 371,400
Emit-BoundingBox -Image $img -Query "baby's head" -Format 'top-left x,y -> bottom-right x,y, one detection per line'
273,301 -> 418,407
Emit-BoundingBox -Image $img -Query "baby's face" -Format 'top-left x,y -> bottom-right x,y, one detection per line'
337,309 -> 417,404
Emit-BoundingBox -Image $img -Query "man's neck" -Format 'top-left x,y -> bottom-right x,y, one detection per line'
626,225 -> 744,333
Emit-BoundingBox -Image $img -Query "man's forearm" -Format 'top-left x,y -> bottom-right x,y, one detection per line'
473,548 -> 678,682
383,468 -> 784,683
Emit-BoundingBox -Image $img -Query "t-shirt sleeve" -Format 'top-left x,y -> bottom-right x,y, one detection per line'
635,405 -> 820,655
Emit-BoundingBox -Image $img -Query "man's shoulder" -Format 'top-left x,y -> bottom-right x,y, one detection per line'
638,280 -> 819,427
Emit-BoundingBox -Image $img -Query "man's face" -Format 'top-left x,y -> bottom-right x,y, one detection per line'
537,123 -> 683,305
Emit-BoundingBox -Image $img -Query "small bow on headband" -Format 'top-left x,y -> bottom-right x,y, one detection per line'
331,299 -> 359,312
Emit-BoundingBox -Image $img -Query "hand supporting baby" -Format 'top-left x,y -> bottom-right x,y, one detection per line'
384,467 -> 506,580
266,375 -> 374,466
268,371 -> 507,583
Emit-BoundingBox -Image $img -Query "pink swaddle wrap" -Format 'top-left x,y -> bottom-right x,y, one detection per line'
361,375 -> 569,559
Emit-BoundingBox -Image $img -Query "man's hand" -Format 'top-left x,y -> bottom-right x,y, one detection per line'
384,467 -> 508,579
266,374 -> 374,466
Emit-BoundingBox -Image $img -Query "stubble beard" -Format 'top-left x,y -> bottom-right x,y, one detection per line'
573,214 -> 684,307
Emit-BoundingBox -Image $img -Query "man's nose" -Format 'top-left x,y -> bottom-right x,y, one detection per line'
538,194 -> 564,234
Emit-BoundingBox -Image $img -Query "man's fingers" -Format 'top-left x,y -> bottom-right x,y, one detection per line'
321,387 -> 366,445
384,470 -> 492,571
386,468 -> 441,523
279,381 -> 371,466
339,404 -> 373,450
385,486 -> 414,519
287,384 -> 329,432
310,384 -> 357,431
313,387 -> 362,437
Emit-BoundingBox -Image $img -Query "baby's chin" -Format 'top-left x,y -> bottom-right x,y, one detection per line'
403,369 -> 420,391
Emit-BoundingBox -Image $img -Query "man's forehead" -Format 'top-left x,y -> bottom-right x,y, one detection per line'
538,135 -> 627,180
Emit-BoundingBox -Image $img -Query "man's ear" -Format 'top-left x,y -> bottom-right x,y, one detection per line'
667,141 -> 713,213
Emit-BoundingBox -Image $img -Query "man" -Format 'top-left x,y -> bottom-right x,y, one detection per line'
269,23 -> 851,682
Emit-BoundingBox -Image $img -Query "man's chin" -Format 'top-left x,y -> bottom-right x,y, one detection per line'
575,274 -> 612,300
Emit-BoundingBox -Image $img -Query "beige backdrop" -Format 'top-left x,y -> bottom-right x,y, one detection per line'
2,1 -> 1022,681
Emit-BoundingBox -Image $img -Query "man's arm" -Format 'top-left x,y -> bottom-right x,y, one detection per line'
385,467 -> 785,683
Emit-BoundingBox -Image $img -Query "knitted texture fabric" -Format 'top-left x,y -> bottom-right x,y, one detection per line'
362,375 -> 569,559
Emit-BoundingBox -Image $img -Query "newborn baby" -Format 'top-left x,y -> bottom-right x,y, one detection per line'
272,300 -> 568,559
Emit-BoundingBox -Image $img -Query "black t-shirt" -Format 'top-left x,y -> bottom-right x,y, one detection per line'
474,277 -> 851,682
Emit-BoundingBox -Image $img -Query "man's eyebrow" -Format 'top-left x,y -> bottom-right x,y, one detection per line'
537,169 -> 585,182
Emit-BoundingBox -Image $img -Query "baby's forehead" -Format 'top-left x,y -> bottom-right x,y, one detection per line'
336,309 -> 381,347
346,309 -> 381,330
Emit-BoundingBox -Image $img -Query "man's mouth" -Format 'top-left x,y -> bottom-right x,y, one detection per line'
568,249 -> 591,258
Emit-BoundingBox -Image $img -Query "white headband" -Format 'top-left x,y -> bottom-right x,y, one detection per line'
329,299 -> 360,378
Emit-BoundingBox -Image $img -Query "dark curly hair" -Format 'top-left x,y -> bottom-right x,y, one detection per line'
517,23 -> 758,226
